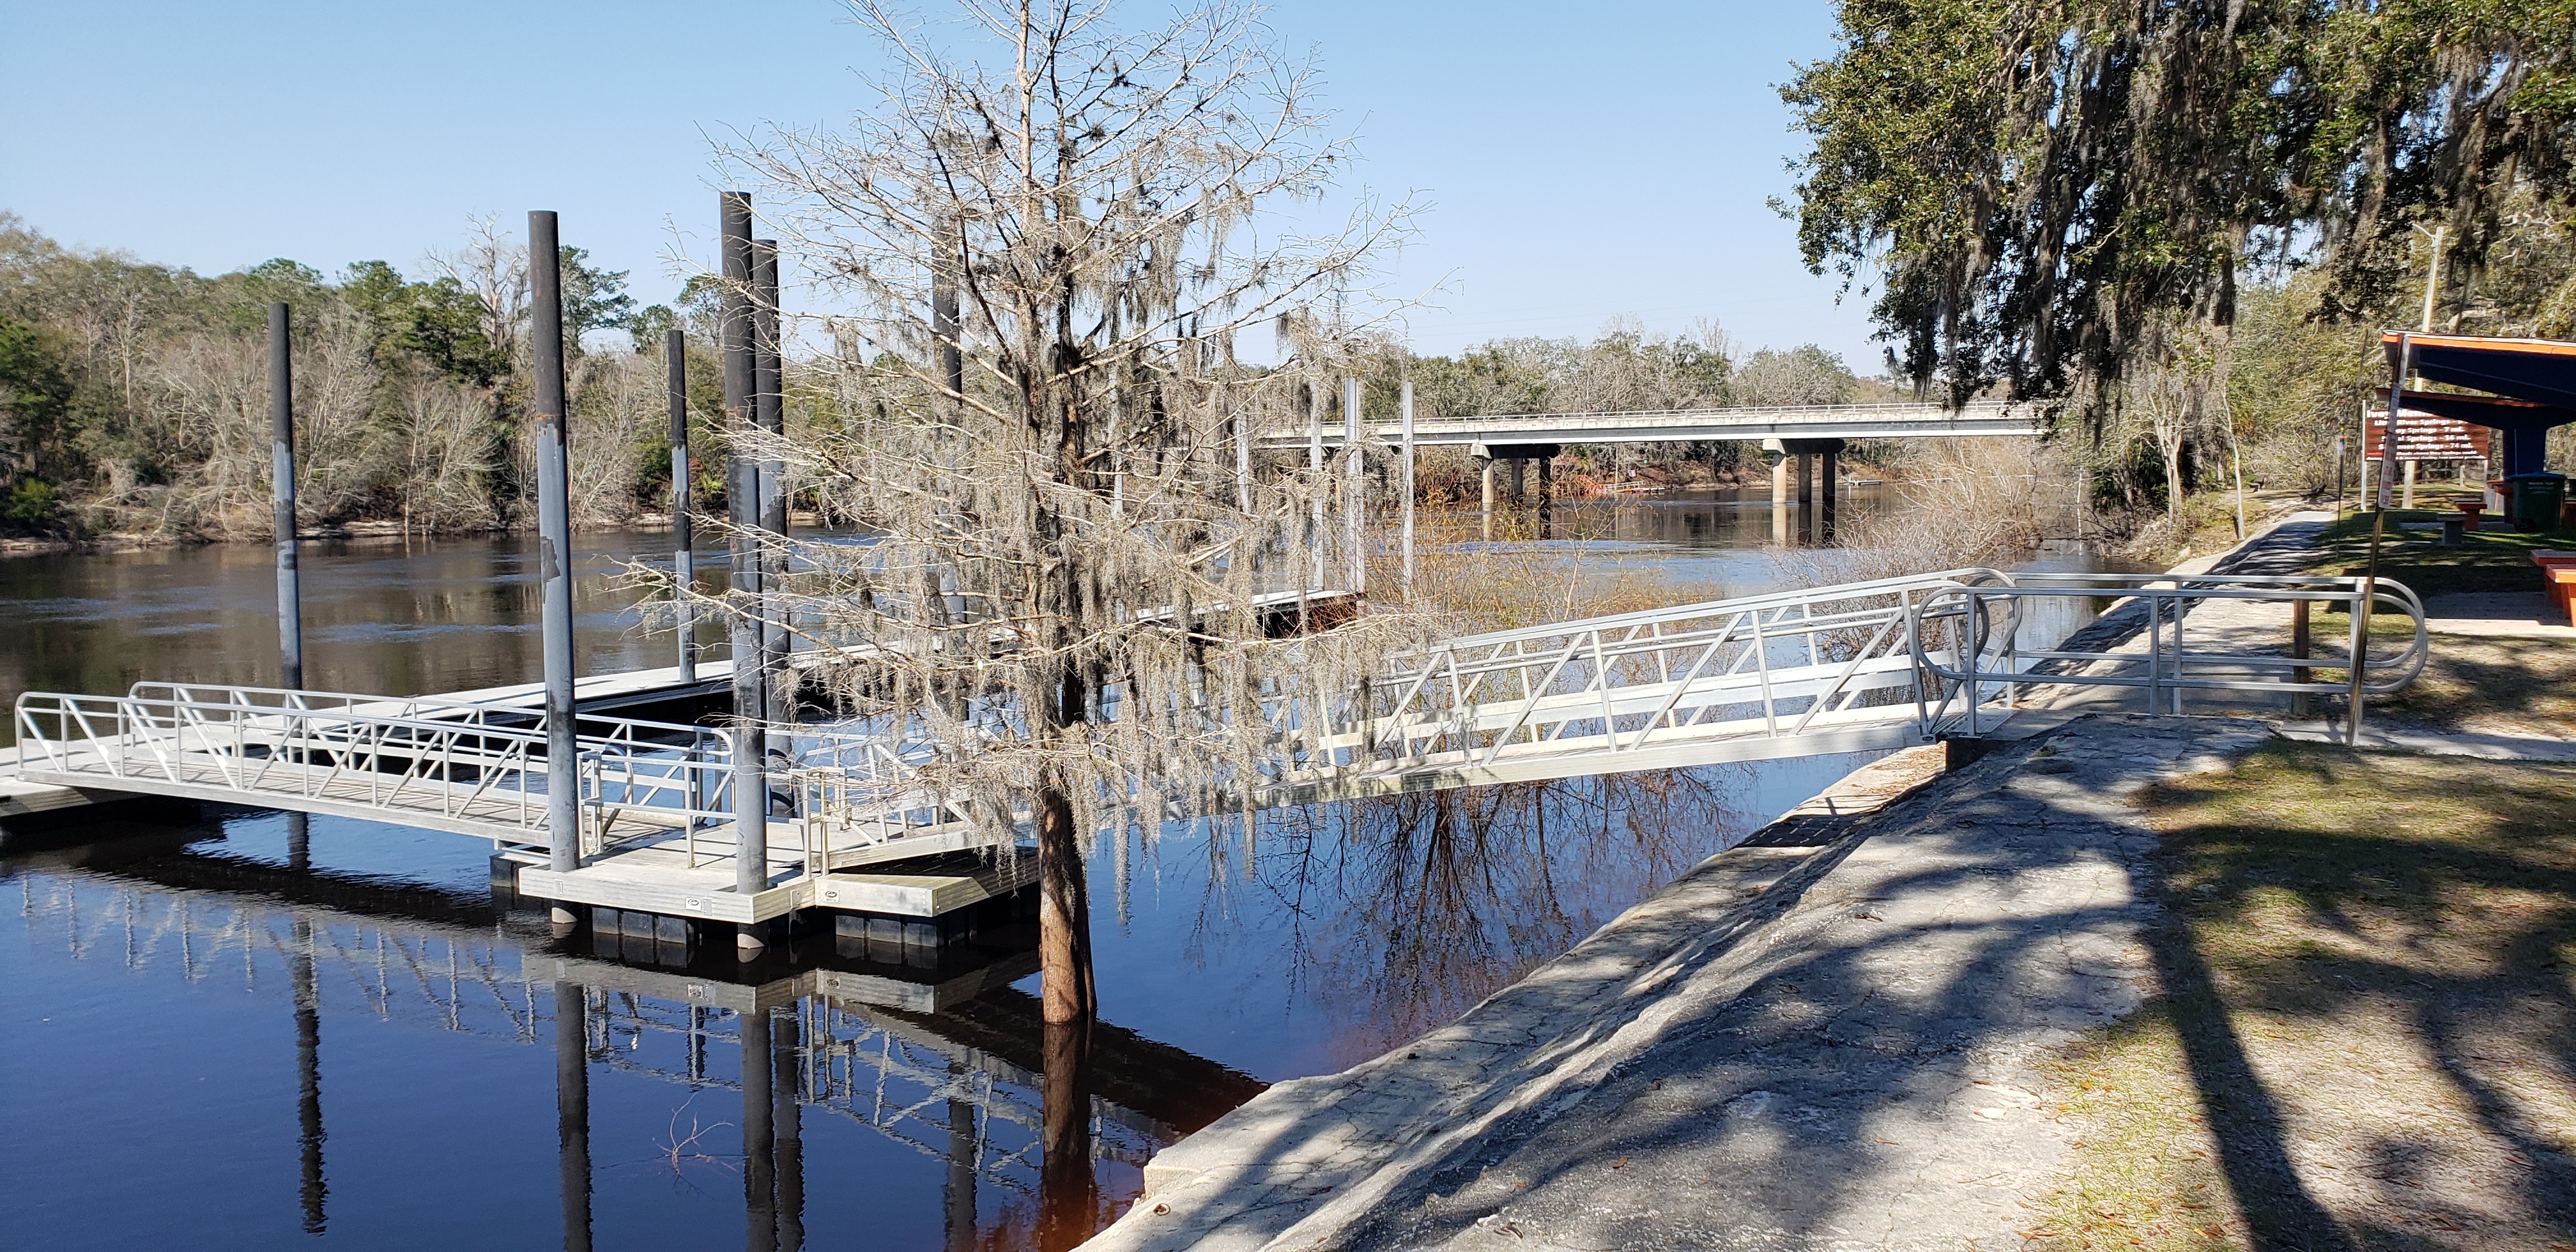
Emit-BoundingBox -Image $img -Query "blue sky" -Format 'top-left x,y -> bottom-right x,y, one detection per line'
0,0 -> 1880,366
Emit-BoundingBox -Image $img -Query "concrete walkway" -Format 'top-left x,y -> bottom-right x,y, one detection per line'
2419,591 -> 2576,639
1081,716 -> 2274,1251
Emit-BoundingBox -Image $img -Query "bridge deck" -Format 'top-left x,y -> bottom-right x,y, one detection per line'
1261,401 -> 2039,448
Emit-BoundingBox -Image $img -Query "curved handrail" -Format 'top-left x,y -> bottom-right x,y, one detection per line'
1904,574 -> 2432,720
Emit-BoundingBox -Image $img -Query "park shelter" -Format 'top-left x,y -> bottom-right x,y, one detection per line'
2381,332 -> 2576,477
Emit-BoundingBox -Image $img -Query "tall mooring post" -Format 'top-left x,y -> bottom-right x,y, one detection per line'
529,213 -> 583,917
668,328 -> 696,682
1343,376 -> 1364,593
1399,379 -> 1416,594
753,240 -> 790,737
720,193 -> 771,945
269,303 -> 303,691
271,302 -> 312,869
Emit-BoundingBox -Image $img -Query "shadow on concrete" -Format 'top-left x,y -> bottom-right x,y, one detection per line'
2142,744 -> 2576,1243
1104,721 -> 2445,1250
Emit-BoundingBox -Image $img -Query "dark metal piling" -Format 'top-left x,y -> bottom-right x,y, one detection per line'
269,302 -> 302,690
670,328 -> 696,682
293,914 -> 326,1233
774,1007 -> 806,1251
721,193 -> 771,938
753,240 -> 790,737
528,211 -> 581,908
742,1006 -> 778,1252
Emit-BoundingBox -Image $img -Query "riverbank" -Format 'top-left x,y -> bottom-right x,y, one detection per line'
1081,715 -> 2273,1251
1082,507 -> 2576,1250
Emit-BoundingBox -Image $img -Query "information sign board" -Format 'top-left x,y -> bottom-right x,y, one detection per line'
2364,409 -> 2490,461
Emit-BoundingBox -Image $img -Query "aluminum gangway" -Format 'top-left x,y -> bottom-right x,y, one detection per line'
12,683 -> 991,926
12,568 -> 2430,925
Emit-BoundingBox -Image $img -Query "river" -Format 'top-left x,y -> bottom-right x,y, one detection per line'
0,485 -> 2126,1249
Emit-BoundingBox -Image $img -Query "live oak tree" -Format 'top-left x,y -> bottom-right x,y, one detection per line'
1781,0 -> 2576,426
722,0 -> 1411,1027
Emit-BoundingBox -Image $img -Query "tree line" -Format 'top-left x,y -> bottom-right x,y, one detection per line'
0,212 -> 1892,539
0,213 -> 711,539
1783,0 -> 2576,528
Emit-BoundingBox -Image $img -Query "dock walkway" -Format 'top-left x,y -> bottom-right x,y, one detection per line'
10,566 -> 2409,932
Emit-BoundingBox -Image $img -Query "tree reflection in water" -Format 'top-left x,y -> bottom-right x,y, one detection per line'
1124,766 -> 1759,1072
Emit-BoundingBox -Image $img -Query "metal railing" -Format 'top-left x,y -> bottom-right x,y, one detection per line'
1273,570 -> 2003,786
17,683 -> 742,854
15,570 -> 2438,855
1909,573 -> 2430,735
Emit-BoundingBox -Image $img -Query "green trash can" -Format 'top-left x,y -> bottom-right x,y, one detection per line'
2508,473 -> 2568,532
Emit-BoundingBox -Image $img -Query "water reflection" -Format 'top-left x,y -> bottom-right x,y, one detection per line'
1,817 -> 1261,1250
1087,753 -> 1874,1078
0,745 -> 1846,1248
0,501 -> 2134,1246
0,532 -> 730,744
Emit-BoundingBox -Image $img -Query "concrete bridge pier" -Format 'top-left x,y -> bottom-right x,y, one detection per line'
1478,455 -> 1497,538
1763,439 -> 1790,544
1472,441 -> 1561,539
1537,452 -> 1554,532
1780,437 -> 1846,544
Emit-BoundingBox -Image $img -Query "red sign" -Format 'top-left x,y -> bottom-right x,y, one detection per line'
2365,409 -> 2491,461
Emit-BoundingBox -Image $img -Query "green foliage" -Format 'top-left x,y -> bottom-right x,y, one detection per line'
340,260 -> 511,387
1782,0 -> 2576,415
558,245 -> 636,349
0,217 -> 689,538
627,304 -> 678,355
1,476 -> 59,531
403,277 -> 513,388
1407,341 -> 1556,418
0,314 -> 73,473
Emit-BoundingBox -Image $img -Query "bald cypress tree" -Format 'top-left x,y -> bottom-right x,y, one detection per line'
719,0 -> 1413,1026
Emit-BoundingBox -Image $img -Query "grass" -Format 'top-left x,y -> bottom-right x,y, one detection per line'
2133,489 -> 2296,567
2372,636 -> 2576,738
1366,506 -> 1712,636
2028,743 -> 2576,1250
2313,506 -> 2573,597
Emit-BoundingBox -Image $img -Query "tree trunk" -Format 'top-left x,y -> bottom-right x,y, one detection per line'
2163,437 -> 2184,524
1036,782 -> 1096,1025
